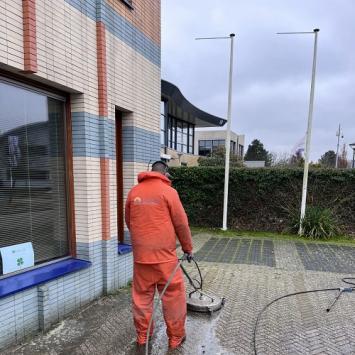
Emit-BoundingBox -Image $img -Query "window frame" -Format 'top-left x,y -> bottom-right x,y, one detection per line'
160,102 -> 196,155
188,124 -> 194,154
164,115 -> 195,154
199,139 -> 229,156
0,75 -> 76,266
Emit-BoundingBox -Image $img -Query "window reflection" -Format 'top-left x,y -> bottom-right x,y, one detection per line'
0,81 -> 68,273
198,139 -> 239,156
160,101 -> 195,154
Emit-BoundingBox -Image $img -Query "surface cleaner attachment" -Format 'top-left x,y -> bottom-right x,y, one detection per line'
180,259 -> 225,314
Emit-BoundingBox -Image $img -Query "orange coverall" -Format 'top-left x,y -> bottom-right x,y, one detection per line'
125,171 -> 193,346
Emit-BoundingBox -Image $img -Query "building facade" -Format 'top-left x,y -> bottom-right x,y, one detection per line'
0,0 -> 160,349
160,80 -> 227,166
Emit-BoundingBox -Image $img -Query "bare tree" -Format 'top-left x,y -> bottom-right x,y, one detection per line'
337,144 -> 348,168
270,152 -> 293,167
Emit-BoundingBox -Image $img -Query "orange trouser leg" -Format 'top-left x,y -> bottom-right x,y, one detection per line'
132,263 -> 156,344
157,262 -> 187,339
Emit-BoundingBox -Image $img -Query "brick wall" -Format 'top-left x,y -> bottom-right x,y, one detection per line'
0,0 -> 24,70
0,0 -> 160,349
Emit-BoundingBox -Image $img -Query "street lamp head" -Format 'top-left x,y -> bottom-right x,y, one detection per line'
349,143 -> 355,150
230,33 -> 235,37
313,28 -> 320,32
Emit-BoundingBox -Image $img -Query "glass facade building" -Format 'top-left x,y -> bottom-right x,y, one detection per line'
161,102 -> 195,154
160,80 -> 227,164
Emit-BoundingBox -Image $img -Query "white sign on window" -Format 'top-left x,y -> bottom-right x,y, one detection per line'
0,242 -> 34,274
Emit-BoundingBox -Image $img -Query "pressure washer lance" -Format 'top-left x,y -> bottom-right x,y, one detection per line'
253,277 -> 355,355
326,283 -> 353,313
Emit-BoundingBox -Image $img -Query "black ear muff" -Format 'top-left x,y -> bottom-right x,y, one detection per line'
151,160 -> 168,172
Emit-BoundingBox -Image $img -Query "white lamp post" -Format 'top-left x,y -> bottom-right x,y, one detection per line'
196,33 -> 235,231
277,28 -> 320,235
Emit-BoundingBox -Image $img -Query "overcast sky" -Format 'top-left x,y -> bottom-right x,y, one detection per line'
161,0 -> 355,161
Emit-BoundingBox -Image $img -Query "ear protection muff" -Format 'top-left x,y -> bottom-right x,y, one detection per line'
151,160 -> 169,173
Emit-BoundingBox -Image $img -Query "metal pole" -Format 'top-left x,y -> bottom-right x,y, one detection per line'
222,33 -> 235,231
335,124 -> 341,168
353,149 -> 355,169
195,33 -> 236,231
299,29 -> 319,235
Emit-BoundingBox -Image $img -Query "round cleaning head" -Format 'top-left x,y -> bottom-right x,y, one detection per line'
187,291 -> 225,314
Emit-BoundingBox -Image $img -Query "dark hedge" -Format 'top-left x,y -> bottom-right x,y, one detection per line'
170,167 -> 355,234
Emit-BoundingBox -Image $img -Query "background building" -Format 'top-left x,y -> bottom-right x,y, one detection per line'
160,80 -> 229,166
196,130 -> 245,159
244,160 -> 266,168
0,0 -> 160,349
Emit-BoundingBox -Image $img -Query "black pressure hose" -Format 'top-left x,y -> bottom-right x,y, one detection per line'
180,258 -> 203,291
253,277 -> 355,355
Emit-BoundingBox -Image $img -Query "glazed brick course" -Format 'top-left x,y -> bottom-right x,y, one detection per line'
100,158 -> 111,241
71,112 -> 160,162
96,21 -> 108,117
107,0 -> 160,45
71,113 -> 116,159
22,0 -> 37,73
65,0 -> 160,66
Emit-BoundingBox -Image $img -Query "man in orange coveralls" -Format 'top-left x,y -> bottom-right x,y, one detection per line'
125,161 -> 193,349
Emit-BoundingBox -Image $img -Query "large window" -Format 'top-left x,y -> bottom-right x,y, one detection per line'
0,80 -> 69,274
238,144 -> 244,157
160,101 -> 195,154
198,139 -> 237,156
167,117 -> 194,154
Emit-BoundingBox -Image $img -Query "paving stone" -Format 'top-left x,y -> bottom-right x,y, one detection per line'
296,242 -> 355,273
274,240 -> 305,271
194,237 -> 276,268
4,234 -> 355,355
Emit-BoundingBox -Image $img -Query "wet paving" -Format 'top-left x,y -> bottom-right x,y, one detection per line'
4,234 -> 355,355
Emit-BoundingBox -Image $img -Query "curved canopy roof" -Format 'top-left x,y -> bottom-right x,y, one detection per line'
161,80 -> 226,128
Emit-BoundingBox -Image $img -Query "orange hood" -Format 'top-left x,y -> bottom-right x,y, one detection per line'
137,171 -> 172,186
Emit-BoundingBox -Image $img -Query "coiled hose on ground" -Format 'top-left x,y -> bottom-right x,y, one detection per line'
253,277 -> 355,355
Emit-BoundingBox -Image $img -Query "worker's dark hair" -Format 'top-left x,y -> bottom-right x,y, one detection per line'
151,160 -> 168,174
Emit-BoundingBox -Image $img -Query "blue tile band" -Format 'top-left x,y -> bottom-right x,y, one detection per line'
72,112 -> 160,163
122,126 -> 160,163
71,112 -> 115,159
65,0 -> 160,66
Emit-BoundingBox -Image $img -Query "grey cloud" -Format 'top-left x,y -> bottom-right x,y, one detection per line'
162,0 -> 355,161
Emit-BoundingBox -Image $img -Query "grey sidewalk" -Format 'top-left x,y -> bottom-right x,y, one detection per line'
4,234 -> 355,355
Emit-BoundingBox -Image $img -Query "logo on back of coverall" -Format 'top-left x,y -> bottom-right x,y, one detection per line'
134,197 -> 142,204
133,196 -> 159,205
